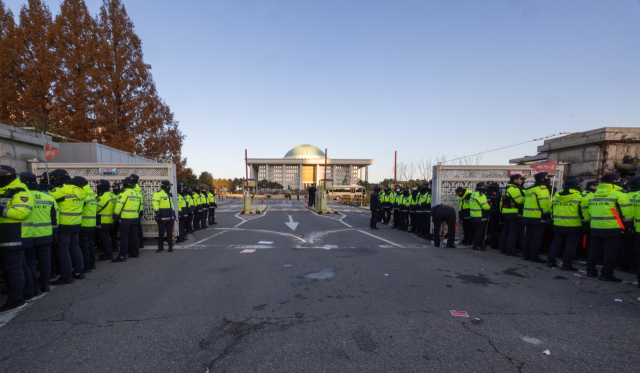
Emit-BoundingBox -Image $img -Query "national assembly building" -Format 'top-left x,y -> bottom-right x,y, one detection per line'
247,145 -> 374,190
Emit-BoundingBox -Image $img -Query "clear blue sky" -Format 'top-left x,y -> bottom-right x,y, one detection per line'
6,0 -> 640,181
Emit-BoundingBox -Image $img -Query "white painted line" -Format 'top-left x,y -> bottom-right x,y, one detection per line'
338,213 -> 352,228
357,230 -> 402,247
258,241 -> 273,244
188,230 -> 229,246
214,227 -> 306,243
240,249 -> 256,254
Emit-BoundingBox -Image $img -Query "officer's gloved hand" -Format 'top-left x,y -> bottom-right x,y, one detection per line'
113,215 -> 120,223
544,214 -> 553,226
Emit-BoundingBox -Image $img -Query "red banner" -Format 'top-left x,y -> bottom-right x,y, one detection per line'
530,161 -> 557,173
45,144 -> 59,161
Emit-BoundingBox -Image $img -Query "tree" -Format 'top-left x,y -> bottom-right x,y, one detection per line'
0,1 -> 19,124
178,173 -> 198,188
15,0 -> 57,130
198,171 -> 214,186
52,0 -> 98,141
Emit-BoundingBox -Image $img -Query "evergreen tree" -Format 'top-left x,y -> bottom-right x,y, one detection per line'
53,0 -> 98,141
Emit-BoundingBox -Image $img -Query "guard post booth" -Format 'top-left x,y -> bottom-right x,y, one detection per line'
317,179 -> 337,214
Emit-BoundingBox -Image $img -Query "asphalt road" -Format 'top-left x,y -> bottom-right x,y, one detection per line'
1,200 -> 639,373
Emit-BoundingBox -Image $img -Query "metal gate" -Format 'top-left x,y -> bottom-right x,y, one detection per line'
431,164 -> 565,231
30,163 -> 179,238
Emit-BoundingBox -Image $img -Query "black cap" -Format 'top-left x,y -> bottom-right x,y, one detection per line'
0,165 -> 16,176
112,182 -> 120,188
177,183 -> 184,188
510,174 -> 525,181
98,179 -> 110,187
455,187 -> 466,193
50,169 -> 68,178
564,178 -> 580,188
601,173 -> 620,183
476,182 -> 486,188
130,174 -> 139,180
74,176 -> 88,187
161,180 -> 172,187
586,181 -> 598,189
123,177 -> 134,185
19,172 -> 37,184
628,177 -> 640,188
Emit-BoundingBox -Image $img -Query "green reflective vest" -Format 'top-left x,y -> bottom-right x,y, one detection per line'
523,184 -> 551,224
186,194 -> 194,212
458,189 -> 472,212
587,183 -> 633,236
81,185 -> 97,230
0,178 -> 34,249
96,191 -> 117,230
178,194 -> 187,216
417,192 -> 431,212
134,184 -> 145,212
500,183 -> 525,219
201,192 -> 209,210
193,193 -> 202,211
550,189 -> 586,233
629,190 -> 640,232
470,191 -> 490,221
29,187 -> 58,245
114,188 -> 141,222
152,189 -> 174,219
50,183 -> 87,232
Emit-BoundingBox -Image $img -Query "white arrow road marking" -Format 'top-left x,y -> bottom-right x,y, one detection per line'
285,215 -> 299,231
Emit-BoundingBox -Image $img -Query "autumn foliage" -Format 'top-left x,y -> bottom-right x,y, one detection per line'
0,0 -> 188,176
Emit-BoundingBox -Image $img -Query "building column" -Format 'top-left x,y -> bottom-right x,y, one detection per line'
299,164 -> 302,190
265,164 -> 269,181
282,164 -> 286,189
365,166 -> 368,182
332,165 -> 336,184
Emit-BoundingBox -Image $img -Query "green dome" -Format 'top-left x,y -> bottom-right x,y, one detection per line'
284,145 -> 325,159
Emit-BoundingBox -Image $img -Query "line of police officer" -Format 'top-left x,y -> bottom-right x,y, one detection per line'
454,172 -> 640,284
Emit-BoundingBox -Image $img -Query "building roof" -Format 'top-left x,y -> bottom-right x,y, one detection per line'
284,144 -> 325,159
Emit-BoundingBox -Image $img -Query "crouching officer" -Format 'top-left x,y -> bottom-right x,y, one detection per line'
177,184 -> 187,242
0,166 -> 35,312
21,172 -> 58,294
455,187 -> 473,245
208,187 -> 217,225
470,182 -> 490,251
431,204 -> 456,248
585,173 -> 633,281
112,177 -> 142,262
96,180 -> 117,261
152,180 -> 175,253
546,178 -> 586,270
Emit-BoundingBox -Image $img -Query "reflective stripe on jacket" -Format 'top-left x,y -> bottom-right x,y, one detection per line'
96,192 -> 117,230
114,188 -> 141,222
551,188 -> 585,234
50,183 -> 87,232
29,188 -> 58,245
470,191 -> 490,222
81,185 -> 97,230
500,183 -> 525,219
522,184 -> 551,224
152,189 -> 174,220
587,183 -> 633,237
0,179 -> 34,249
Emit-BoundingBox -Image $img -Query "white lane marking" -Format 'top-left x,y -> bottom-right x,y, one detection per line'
285,215 -> 299,231
337,213 -> 352,228
188,230 -> 229,246
357,230 -> 402,247
214,227 -> 306,243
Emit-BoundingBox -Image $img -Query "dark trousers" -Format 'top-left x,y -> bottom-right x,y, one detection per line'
382,208 -> 391,224
433,208 -> 456,247
500,218 -> 521,254
110,221 -> 120,252
409,212 -> 416,232
208,208 -> 215,224
179,217 -> 187,239
201,209 -> 208,228
547,231 -> 581,268
424,212 -> 431,237
1,249 -> 29,302
403,210 -> 409,231
194,211 -> 201,230
488,213 -> 501,248
370,209 -> 379,228
473,220 -> 488,248
158,220 -> 174,249
27,243 -> 51,291
80,230 -> 95,270
50,234 -> 58,278
119,222 -> 139,258
523,224 -> 545,260
462,219 -> 473,244
187,213 -> 194,232
57,231 -> 83,279
634,234 -> 640,284
309,197 -> 315,207
137,217 -> 144,248
22,246 -> 38,296
587,235 -> 621,278
97,230 -> 113,257
392,209 -> 400,228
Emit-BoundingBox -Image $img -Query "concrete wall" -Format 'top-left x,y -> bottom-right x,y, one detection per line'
0,122 -> 59,173
51,143 -> 153,164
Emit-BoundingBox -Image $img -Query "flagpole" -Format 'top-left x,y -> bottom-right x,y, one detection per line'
40,130 -> 50,184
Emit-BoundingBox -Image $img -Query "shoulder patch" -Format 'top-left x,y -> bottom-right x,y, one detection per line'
20,196 -> 28,202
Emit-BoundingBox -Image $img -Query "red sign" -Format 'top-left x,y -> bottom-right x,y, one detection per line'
509,170 -> 524,176
530,161 -> 557,173
450,310 -> 469,317
44,144 -> 59,161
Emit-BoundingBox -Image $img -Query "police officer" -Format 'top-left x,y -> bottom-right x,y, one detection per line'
192,186 -> 202,230
370,186 -> 381,229
546,178 -> 586,270
50,169 -> 87,283
130,174 -> 145,249
485,182 -> 502,249
470,182 -> 490,251
96,180 -> 117,261
499,174 -> 526,256
21,172 -> 58,294
185,187 -> 195,233
627,176 -> 640,287
110,182 -> 121,255
584,173 -> 633,281
582,181 -> 598,197
38,172 -> 59,281
380,186 -> 392,225
401,187 -> 411,231
113,177 -> 142,262
201,187 -> 209,229
522,172 -> 553,263
176,183 -> 187,243
378,187 -> 388,223
455,187 -> 473,245
408,185 -> 419,233
431,204 -> 456,248
152,180 -> 175,253
418,183 -> 432,239
75,176 -> 97,274
208,187 -> 217,225
391,186 -> 402,229
0,166 -> 36,312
